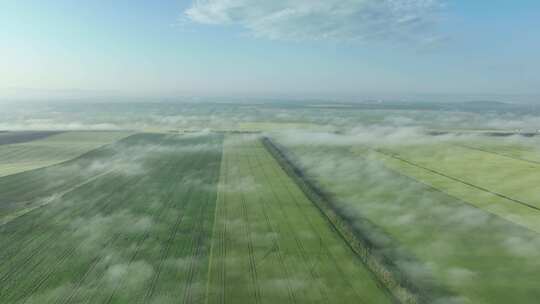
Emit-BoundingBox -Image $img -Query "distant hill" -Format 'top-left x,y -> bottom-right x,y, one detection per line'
303,100 -> 540,114
461,100 -> 508,106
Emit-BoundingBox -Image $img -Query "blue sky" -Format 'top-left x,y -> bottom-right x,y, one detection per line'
1,0 -> 539,102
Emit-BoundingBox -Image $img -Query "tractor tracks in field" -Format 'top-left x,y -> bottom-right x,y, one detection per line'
240,193 -> 263,304
0,167 -> 134,258
1,134 -> 223,303
71,159 -> 183,304
258,149 -> 372,303
376,149 -> 540,213
0,170 -> 139,297
201,146 -> 228,304
0,173 -> 143,304
216,182 -> 228,304
255,160 -> 330,301
183,192 -> 214,304
249,146 -> 325,304
258,197 -> 299,304
0,168 -> 116,227
186,151 -> 223,304
58,236 -> 121,304
455,143 -> 540,166
180,151 -> 220,304
0,168 -> 123,247
2,138 -> 172,302
107,151 -> 209,304
140,138 -> 222,304
236,148 -> 263,304
205,152 -> 229,304
263,137 -> 433,304
6,159 -> 166,303
142,186 -> 196,303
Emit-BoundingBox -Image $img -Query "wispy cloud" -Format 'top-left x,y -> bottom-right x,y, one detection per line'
185,0 -> 444,42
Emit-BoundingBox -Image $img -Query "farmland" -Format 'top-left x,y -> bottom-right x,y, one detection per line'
3,0 -> 540,301
0,132 -> 223,303
274,132 -> 540,304
206,135 -> 392,303
0,131 -> 132,177
372,140 -> 540,232
0,131 -> 395,303
1,102 -> 540,304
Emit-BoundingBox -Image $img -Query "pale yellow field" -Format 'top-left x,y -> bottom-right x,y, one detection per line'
365,142 -> 540,233
0,131 -> 132,177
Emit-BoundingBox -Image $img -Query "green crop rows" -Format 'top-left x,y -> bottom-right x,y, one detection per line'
3,129 -> 540,304
205,135 -> 392,303
278,140 -> 540,304
0,133 -> 223,303
0,133 -> 395,304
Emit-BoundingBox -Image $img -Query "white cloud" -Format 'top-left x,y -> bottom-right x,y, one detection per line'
185,0 -> 443,42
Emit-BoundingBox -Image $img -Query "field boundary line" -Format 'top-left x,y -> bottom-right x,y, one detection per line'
0,132 -> 135,179
0,134 -> 167,302
0,166 -> 143,278
240,194 -> 263,304
262,137 -> 458,304
0,168 -> 116,227
0,165 -> 150,301
249,144 -> 332,302
376,149 -> 540,212
205,140 -> 227,304
257,142 -> 371,302
183,162 -> 220,304
454,143 -> 540,166
3,150 -> 175,302
142,152 -> 208,304
70,138 -> 188,304
123,137 -> 216,304
367,150 -> 540,235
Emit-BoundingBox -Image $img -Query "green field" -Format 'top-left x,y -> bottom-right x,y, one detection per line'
276,138 -> 540,304
0,133 -> 223,303
0,131 -> 132,177
2,101 -> 540,304
206,135 -> 392,303
371,140 -> 540,232
0,132 -> 395,304
3,0 -> 540,299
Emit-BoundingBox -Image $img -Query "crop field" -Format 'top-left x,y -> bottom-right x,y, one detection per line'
3,0 -> 540,300
0,131 -> 132,177
2,102 -> 540,304
275,136 -> 540,304
372,140 -> 540,232
0,131 -> 396,304
0,132 -> 223,304
205,135 -> 392,303
454,137 -> 540,164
